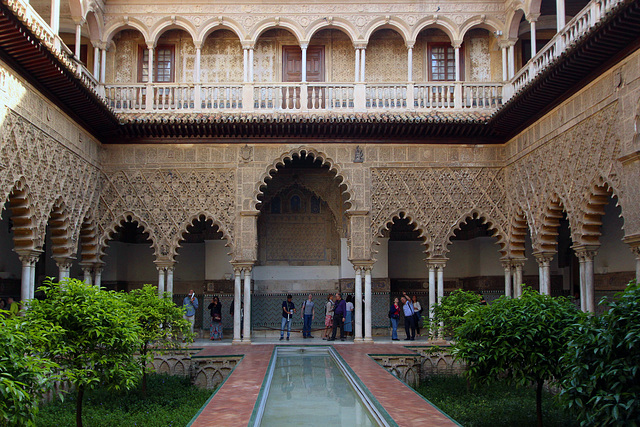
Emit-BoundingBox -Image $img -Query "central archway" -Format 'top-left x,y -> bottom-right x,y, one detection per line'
252,149 -> 352,336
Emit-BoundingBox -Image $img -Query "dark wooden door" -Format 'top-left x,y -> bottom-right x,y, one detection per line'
282,46 -> 325,108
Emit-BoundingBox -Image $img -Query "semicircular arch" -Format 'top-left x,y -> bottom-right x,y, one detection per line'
149,17 -> 198,46
250,18 -> 304,44
305,18 -> 358,43
198,17 -> 245,44
363,17 -> 411,44
459,16 -> 504,39
104,19 -> 149,44
411,17 -> 458,42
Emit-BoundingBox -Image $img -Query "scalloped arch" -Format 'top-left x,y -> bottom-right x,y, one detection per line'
46,197 -> 74,258
533,193 -> 573,254
305,18 -> 359,43
444,209 -> 508,256
250,18 -> 304,44
363,17 -> 412,44
98,212 -> 158,260
371,209 -> 428,256
171,212 -> 234,261
411,17 -> 459,42
104,19 -> 149,44
2,177 -> 36,252
252,147 -> 354,211
197,17 -> 245,44
149,17 -> 198,45
506,208 -> 530,259
574,176 -> 623,247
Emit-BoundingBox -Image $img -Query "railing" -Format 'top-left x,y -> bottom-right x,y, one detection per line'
200,85 -> 243,110
414,83 -> 455,109
105,85 -> 147,111
510,0 -> 624,96
461,84 -> 503,109
366,84 -> 407,109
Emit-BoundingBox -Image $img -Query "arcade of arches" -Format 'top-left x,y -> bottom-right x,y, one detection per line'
1,44 -> 640,343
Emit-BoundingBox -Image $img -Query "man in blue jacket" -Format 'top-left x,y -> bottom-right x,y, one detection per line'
328,292 -> 346,341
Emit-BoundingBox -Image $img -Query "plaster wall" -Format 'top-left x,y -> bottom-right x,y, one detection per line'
204,239 -> 234,279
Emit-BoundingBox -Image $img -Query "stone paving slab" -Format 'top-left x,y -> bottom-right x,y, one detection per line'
189,342 -> 457,427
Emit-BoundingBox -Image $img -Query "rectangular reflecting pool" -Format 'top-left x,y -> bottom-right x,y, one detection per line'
252,347 -> 393,427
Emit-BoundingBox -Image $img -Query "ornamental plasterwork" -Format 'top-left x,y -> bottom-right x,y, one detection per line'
96,167 -> 236,262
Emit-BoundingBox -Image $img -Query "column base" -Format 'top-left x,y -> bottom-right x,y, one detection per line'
363,337 -> 374,343
232,339 -> 243,345
353,337 -> 365,343
241,338 -> 252,344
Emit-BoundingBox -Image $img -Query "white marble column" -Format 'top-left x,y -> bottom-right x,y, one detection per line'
28,259 -> 37,299
50,0 -> 60,35
74,23 -> 82,59
514,260 -> 524,297
93,44 -> 100,78
535,253 -> 554,295
353,266 -> 363,342
19,255 -> 33,303
195,46 -> 201,83
503,260 -> 513,297
428,264 -> 436,320
354,48 -> 361,82
248,48 -> 254,83
166,266 -> 174,297
360,48 -> 366,83
157,267 -> 165,297
364,266 -> 373,343
454,44 -> 461,81
508,42 -> 515,79
556,0 -> 566,30
437,264 -> 444,304
233,267 -> 242,344
243,266 -> 252,342
94,266 -> 102,288
634,247 -> 640,284
100,48 -> 107,84
528,15 -> 538,57
407,46 -> 413,82
243,48 -> 248,83
57,258 -> 73,281
576,247 -> 598,312
501,44 -> 508,81
301,45 -> 308,82
147,44 -> 154,83
82,266 -> 92,285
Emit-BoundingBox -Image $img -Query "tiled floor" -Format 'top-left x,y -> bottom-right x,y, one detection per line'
189,340 -> 457,427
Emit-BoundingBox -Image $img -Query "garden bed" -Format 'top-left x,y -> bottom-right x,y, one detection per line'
37,374 -> 213,427
416,375 -> 578,427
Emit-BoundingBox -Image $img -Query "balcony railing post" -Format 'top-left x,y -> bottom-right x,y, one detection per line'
354,83 -> 366,111
406,83 -> 415,110
242,83 -> 254,112
145,84 -> 153,110
454,83 -> 462,109
300,83 -> 309,111
194,84 -> 201,111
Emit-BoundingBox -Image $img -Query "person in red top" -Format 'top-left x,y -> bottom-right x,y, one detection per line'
389,297 -> 401,341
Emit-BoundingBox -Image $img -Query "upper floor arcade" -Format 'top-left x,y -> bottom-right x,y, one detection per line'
1,0 -> 638,140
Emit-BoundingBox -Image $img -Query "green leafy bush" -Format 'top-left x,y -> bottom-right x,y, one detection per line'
429,289 -> 482,338
0,312 -> 56,427
560,281 -> 640,426
25,279 -> 142,427
453,288 -> 582,427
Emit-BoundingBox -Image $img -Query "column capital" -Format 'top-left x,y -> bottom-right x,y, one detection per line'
572,245 -> 599,261
353,42 -> 368,50
426,257 -> 447,269
54,256 -> 75,270
452,40 -> 463,49
526,13 -> 541,23
405,41 -> 415,50
300,43 -> 309,49
351,259 -> 374,269
16,249 -> 42,265
623,235 -> 640,255
241,41 -> 256,50
533,251 -> 555,265
154,260 -> 175,269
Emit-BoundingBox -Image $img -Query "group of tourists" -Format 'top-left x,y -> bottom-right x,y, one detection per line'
389,293 -> 423,341
280,293 -> 356,341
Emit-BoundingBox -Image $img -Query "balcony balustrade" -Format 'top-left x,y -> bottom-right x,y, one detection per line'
5,0 -> 626,116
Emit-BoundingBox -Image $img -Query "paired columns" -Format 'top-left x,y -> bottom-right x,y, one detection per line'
156,263 -> 175,297
231,262 -> 254,344
352,263 -> 373,343
502,259 -> 525,297
574,245 -> 598,313
534,252 -> 554,295
17,250 -> 41,303
427,260 -> 446,320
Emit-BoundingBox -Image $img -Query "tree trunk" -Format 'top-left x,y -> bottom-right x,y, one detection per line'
142,363 -> 147,396
76,384 -> 85,427
536,379 -> 543,427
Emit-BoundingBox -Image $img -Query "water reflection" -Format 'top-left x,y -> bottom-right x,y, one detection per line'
261,355 -> 375,426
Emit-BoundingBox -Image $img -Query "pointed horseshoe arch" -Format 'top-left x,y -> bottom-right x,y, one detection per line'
98,212 -> 158,261
252,147 -> 355,212
171,212 -> 234,261
444,209 -> 508,257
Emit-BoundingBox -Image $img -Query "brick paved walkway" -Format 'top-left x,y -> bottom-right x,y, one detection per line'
189,343 -> 458,427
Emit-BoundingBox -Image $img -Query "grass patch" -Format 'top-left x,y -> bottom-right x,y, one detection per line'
37,374 -> 213,427
416,375 -> 578,427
